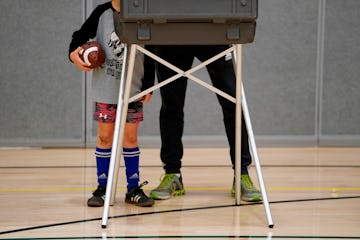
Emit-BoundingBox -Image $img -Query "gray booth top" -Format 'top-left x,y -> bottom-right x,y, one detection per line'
115,0 -> 258,45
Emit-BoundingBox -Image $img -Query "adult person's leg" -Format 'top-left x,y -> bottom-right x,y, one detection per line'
150,45 -> 194,200
196,45 -> 262,202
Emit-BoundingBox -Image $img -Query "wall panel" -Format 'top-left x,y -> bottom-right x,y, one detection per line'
0,0 -> 85,146
320,0 -> 360,145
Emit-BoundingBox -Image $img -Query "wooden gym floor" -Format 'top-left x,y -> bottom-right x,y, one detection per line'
0,147 -> 359,239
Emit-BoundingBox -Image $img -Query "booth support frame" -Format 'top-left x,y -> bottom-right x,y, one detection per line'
100,44 -> 274,229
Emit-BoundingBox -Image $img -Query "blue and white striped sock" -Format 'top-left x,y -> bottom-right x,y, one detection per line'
123,147 -> 140,192
95,147 -> 111,187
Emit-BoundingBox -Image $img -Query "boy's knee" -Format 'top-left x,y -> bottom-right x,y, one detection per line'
98,134 -> 113,146
124,133 -> 137,145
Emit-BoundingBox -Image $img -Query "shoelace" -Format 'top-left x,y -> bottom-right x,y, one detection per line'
241,175 -> 255,190
138,181 -> 148,189
93,186 -> 106,196
130,181 -> 149,193
158,174 -> 175,188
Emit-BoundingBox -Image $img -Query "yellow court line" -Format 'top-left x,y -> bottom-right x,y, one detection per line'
1,187 -> 360,193
185,187 -> 360,191
0,187 -> 94,193
267,187 -> 360,191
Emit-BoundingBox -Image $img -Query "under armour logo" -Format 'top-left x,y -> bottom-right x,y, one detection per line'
99,113 -> 108,120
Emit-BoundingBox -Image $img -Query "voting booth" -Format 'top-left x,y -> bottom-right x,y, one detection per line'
102,0 -> 273,228
115,0 -> 257,44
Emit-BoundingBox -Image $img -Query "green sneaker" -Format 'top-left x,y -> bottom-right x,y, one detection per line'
231,174 -> 262,202
150,174 -> 186,200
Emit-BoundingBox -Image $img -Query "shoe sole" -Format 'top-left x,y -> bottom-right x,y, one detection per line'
87,202 -> 104,207
150,193 -> 170,200
241,196 -> 262,202
231,191 -> 262,202
125,199 -> 155,207
150,189 -> 186,200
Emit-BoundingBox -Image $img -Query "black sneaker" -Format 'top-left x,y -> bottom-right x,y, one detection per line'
87,185 -> 106,207
125,181 -> 155,207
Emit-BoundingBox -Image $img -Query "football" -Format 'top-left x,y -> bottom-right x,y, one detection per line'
79,41 -> 105,68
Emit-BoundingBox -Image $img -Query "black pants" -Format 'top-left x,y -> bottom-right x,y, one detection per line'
154,45 -> 251,175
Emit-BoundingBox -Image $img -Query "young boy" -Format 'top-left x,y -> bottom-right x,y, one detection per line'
69,0 -> 154,207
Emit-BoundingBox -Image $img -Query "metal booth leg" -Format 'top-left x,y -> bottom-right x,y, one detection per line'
101,44 -> 137,228
234,44 -> 242,205
232,44 -> 274,228
241,86 -> 274,228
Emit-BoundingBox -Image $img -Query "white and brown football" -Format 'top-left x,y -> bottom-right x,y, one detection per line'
79,41 -> 105,68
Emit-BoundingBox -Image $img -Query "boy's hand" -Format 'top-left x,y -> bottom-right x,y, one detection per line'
69,47 -> 92,72
140,93 -> 152,104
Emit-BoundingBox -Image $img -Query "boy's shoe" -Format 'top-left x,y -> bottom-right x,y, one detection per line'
87,185 -> 106,207
125,181 -> 155,207
150,173 -> 186,200
231,174 -> 262,202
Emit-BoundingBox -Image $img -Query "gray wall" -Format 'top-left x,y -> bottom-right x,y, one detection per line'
0,0 -> 85,147
0,0 -> 359,148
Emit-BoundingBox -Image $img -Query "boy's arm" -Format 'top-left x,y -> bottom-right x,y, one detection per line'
68,2 -> 112,60
69,47 -> 92,72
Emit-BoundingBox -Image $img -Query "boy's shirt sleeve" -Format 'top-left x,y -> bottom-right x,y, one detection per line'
68,2 -> 111,60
